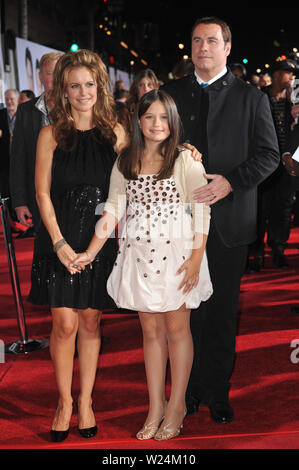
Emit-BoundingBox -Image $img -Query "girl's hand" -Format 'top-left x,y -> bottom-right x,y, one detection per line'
182,143 -> 202,162
177,257 -> 201,294
69,251 -> 94,272
55,244 -> 82,275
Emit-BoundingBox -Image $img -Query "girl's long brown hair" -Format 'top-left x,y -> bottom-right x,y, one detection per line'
50,49 -> 117,149
118,89 -> 181,181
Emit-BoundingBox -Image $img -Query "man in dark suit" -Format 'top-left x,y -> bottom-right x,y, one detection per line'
10,52 -> 62,237
162,17 -> 280,424
0,89 -> 19,203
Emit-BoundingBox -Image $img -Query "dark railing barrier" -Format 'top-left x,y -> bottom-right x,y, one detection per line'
0,196 -> 49,354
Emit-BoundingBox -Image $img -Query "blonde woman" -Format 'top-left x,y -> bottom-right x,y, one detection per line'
29,50 -> 127,442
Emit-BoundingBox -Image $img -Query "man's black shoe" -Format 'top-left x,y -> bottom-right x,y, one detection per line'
209,401 -> 234,424
290,306 -> 299,315
251,255 -> 264,272
185,395 -> 200,416
272,252 -> 289,269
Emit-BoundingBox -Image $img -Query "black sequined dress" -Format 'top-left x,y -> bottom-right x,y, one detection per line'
28,128 -> 118,310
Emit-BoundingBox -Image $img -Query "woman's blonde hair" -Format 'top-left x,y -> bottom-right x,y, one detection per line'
50,49 -> 117,149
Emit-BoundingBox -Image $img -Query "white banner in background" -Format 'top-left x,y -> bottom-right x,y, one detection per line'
115,69 -> 131,90
108,66 -> 132,92
16,37 -> 63,96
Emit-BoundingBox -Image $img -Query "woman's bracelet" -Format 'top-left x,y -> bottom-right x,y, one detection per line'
53,238 -> 67,253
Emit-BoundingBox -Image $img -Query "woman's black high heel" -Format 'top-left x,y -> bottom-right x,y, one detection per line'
77,400 -> 98,439
50,402 -> 73,442
50,428 -> 70,442
78,425 -> 98,438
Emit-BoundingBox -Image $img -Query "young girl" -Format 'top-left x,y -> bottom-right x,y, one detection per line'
71,89 -> 212,441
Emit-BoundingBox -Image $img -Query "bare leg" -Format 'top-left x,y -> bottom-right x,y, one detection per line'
138,311 -> 168,427
156,305 -> 193,435
50,307 -> 78,431
77,308 -> 101,428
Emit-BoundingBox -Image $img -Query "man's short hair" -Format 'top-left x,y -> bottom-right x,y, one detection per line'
39,52 -> 63,72
5,88 -> 20,97
191,16 -> 232,45
20,89 -> 35,99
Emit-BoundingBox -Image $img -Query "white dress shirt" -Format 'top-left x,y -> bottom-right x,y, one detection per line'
195,66 -> 227,86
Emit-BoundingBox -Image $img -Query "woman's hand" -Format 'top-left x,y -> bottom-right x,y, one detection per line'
114,122 -> 129,154
55,244 -> 83,275
182,143 -> 202,162
176,256 -> 201,294
69,251 -> 94,271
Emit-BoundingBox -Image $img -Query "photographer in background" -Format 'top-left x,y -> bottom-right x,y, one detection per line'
250,60 -> 296,271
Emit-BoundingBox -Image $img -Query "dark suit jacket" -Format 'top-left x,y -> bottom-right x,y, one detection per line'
162,71 -> 280,248
9,97 -> 43,221
0,108 -> 10,173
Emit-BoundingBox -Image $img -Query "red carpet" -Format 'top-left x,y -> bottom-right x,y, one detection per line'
1,221 -> 299,455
